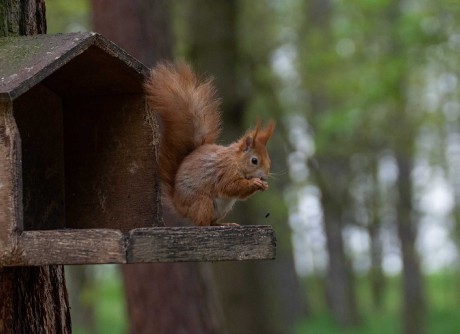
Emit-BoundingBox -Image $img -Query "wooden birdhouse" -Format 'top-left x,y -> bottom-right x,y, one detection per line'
0,32 -> 276,266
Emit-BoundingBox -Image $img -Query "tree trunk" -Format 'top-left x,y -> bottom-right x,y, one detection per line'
91,0 -> 171,67
185,0 -> 240,127
446,126 -> 460,303
0,266 -> 71,333
396,153 -> 425,334
319,178 -> 358,327
184,1 -> 306,333
368,222 -> 385,310
90,1 -> 226,333
0,1 -> 71,333
182,2 -> 261,331
386,0 -> 425,331
368,161 -> 385,310
0,0 -> 46,36
123,261 -> 224,334
301,0 -> 360,326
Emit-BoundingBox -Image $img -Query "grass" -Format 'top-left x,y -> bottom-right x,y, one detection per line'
296,312 -> 399,334
70,269 -> 460,334
296,272 -> 460,334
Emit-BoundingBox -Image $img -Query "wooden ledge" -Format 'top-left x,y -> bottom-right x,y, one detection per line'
17,229 -> 126,265
2,225 -> 276,266
128,225 -> 276,263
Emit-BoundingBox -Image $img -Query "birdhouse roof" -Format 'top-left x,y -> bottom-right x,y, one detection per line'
0,32 -> 148,101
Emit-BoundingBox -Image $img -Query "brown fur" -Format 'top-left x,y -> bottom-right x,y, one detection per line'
145,61 -> 275,226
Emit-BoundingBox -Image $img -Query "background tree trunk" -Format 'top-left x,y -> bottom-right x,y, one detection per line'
91,0 -> 171,67
184,1 -> 306,333
316,160 -> 359,327
301,0 -> 360,326
0,1 -> 71,333
368,163 -> 385,311
90,1 -> 226,333
386,0 -> 426,331
396,152 -> 425,334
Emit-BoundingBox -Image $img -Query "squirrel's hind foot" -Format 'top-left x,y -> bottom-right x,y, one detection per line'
211,222 -> 240,227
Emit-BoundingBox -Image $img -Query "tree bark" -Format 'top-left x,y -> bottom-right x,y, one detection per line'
368,219 -> 385,310
368,160 -> 385,310
317,163 -> 359,327
185,0 -> 240,127
0,266 -> 71,333
386,0 -> 425,331
396,153 -> 425,334
0,0 -> 46,36
0,1 -> 71,333
123,261 -> 224,334
90,1 -> 226,333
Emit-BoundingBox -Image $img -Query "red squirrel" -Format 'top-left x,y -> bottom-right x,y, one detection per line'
144,61 -> 275,226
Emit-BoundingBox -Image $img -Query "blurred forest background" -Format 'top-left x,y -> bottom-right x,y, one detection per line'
45,0 -> 460,333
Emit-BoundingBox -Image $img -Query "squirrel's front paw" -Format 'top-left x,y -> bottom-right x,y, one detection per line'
252,178 -> 269,191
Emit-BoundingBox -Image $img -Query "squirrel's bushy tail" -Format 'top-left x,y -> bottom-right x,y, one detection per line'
144,61 -> 221,194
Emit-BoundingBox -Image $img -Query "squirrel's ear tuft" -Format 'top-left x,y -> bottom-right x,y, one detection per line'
241,135 -> 253,152
253,119 -> 261,142
239,121 -> 261,152
258,120 -> 275,145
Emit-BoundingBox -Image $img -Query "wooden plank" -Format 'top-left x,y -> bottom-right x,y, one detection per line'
0,100 -> 22,260
127,226 -> 276,263
12,229 -> 126,266
2,225 -> 276,265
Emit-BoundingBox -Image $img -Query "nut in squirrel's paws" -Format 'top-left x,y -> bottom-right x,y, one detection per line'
252,178 -> 269,191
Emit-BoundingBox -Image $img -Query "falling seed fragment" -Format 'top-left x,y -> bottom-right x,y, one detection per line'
265,212 -> 270,218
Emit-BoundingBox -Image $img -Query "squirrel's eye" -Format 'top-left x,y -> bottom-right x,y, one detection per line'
251,157 -> 258,165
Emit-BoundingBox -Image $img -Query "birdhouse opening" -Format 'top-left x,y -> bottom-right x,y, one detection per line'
12,46 -> 160,235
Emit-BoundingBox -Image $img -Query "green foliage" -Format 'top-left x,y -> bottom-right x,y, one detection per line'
296,273 -> 460,334
93,273 -> 127,334
45,0 -> 90,33
72,267 -> 127,334
296,275 -> 400,333
296,0 -> 445,159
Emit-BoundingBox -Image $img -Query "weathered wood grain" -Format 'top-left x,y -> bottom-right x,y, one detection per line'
0,100 -> 22,259
13,84 -> 65,230
64,95 -> 160,233
1,225 -> 277,265
0,32 -> 148,101
127,226 -> 277,263
16,229 -> 126,265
